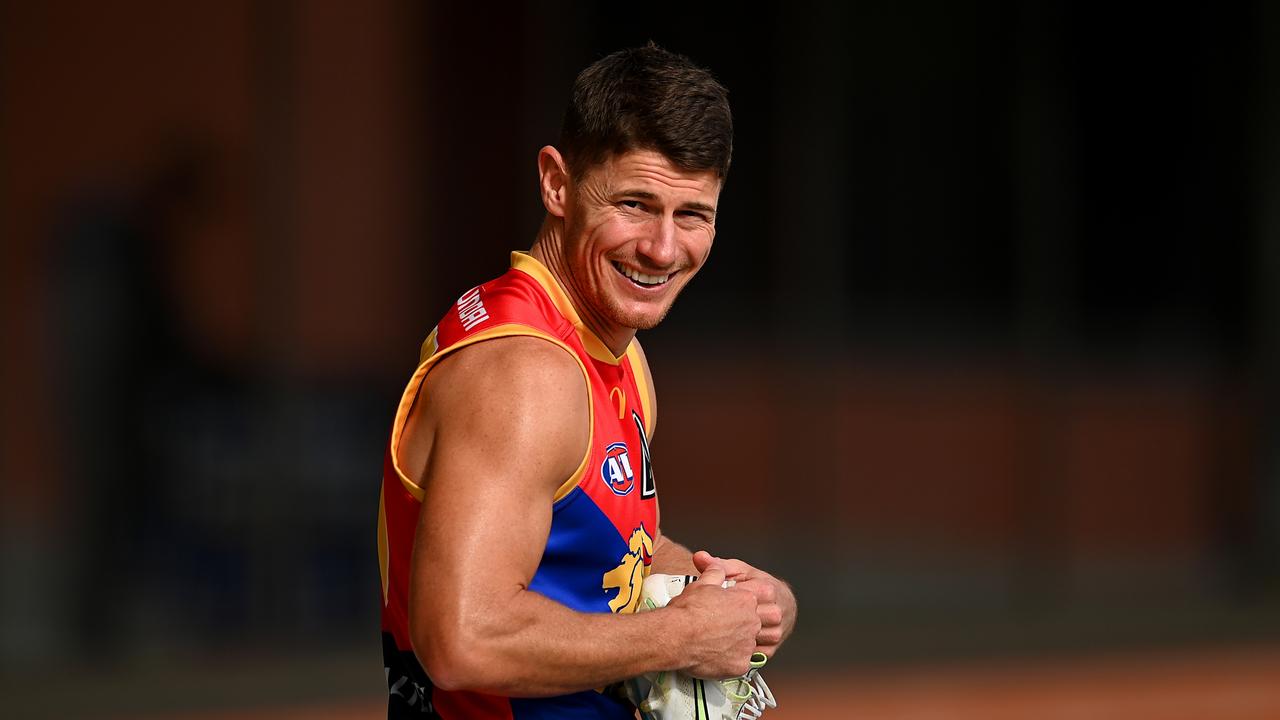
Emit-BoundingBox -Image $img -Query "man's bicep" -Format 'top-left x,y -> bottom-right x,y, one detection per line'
406,338 -> 589,654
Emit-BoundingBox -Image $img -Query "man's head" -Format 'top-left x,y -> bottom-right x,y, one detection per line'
535,44 -> 733,352
560,42 -> 733,184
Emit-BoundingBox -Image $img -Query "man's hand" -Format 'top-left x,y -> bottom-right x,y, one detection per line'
664,560 -> 761,679
693,550 -> 797,659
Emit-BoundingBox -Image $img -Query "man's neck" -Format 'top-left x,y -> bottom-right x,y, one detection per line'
530,216 -> 636,357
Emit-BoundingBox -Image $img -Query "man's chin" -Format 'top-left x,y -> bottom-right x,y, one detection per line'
610,303 -> 674,332
630,316 -> 664,331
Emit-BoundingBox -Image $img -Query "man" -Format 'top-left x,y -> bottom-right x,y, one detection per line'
377,44 -> 797,719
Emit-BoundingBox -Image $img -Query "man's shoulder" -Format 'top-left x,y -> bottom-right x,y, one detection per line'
434,333 -> 583,390
419,333 -> 590,486
425,333 -> 588,432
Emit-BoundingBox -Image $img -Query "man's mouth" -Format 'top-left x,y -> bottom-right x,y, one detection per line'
612,261 -> 672,288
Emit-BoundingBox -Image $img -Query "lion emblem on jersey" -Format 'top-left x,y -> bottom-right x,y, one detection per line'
602,524 -> 654,613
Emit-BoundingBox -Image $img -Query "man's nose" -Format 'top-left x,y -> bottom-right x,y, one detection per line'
636,216 -> 679,267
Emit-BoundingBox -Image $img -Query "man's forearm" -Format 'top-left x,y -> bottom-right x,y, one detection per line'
650,532 -> 697,575
417,586 -> 690,697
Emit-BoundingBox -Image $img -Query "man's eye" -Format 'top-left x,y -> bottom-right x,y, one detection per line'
621,200 -> 644,210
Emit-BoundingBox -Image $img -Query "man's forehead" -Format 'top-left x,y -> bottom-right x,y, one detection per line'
589,149 -> 721,199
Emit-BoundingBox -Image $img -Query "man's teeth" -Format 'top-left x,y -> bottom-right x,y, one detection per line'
614,262 -> 669,285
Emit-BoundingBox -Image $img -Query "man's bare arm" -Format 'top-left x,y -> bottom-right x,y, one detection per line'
402,336 -> 760,696
651,529 -> 697,575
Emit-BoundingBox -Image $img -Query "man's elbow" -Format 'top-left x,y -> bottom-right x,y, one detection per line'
409,614 -> 492,692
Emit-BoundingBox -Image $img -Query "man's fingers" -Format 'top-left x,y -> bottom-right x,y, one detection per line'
696,561 -> 727,587
752,625 -> 783,648
694,551 -> 755,578
692,550 -> 725,575
757,602 -> 783,627
734,578 -> 776,603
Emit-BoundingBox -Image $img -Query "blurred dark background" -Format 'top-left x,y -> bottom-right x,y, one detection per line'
3,0 -> 1280,716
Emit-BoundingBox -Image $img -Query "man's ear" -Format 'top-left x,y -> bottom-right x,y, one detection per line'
538,146 -> 570,217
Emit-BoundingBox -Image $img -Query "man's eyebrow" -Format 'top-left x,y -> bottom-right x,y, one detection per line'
616,189 -> 717,214
681,201 -> 718,215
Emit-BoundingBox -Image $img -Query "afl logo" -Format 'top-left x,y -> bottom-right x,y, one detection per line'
600,442 -> 635,496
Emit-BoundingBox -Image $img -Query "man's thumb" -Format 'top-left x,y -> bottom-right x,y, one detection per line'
697,561 -> 726,587
693,550 -> 720,573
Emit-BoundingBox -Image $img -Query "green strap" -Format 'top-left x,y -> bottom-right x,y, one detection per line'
694,678 -> 709,720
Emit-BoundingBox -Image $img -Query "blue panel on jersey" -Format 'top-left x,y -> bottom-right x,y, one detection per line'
511,690 -> 635,720
527,487 -> 628,614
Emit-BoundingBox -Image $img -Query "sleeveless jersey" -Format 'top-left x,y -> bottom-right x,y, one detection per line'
377,251 -> 658,719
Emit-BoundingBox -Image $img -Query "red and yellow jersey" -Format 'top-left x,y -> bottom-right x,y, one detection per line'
378,251 -> 657,719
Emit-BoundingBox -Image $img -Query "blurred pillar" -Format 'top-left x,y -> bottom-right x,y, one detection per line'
511,1 -> 595,242
246,0 -> 300,635
0,1 -> 68,667
419,3 -> 527,309
2,0 -> 269,660
246,0 -> 423,633
1255,0 -> 1280,591
768,1 -> 852,561
771,2 -> 851,340
292,0 -> 421,377
1011,0 -> 1077,607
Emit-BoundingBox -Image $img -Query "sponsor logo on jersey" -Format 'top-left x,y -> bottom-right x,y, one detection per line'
600,442 -> 635,496
602,523 -> 654,613
456,286 -> 489,331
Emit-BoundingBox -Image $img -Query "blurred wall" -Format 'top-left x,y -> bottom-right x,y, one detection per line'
1,0 -> 423,666
2,0 -> 1280,713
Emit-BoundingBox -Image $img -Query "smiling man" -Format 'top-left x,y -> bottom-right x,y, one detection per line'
377,44 -> 796,719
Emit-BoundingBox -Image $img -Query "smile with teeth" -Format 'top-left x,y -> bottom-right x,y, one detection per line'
612,261 -> 671,287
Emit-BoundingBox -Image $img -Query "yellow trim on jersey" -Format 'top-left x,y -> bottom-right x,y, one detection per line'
609,386 -> 626,420
390,324 -> 595,504
419,327 -> 439,363
511,251 -> 624,366
378,485 -> 390,605
626,342 -> 655,437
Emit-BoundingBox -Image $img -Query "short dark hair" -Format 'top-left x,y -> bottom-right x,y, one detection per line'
559,42 -> 733,181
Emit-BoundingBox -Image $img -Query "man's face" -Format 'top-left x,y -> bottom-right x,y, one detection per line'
559,148 -> 721,340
